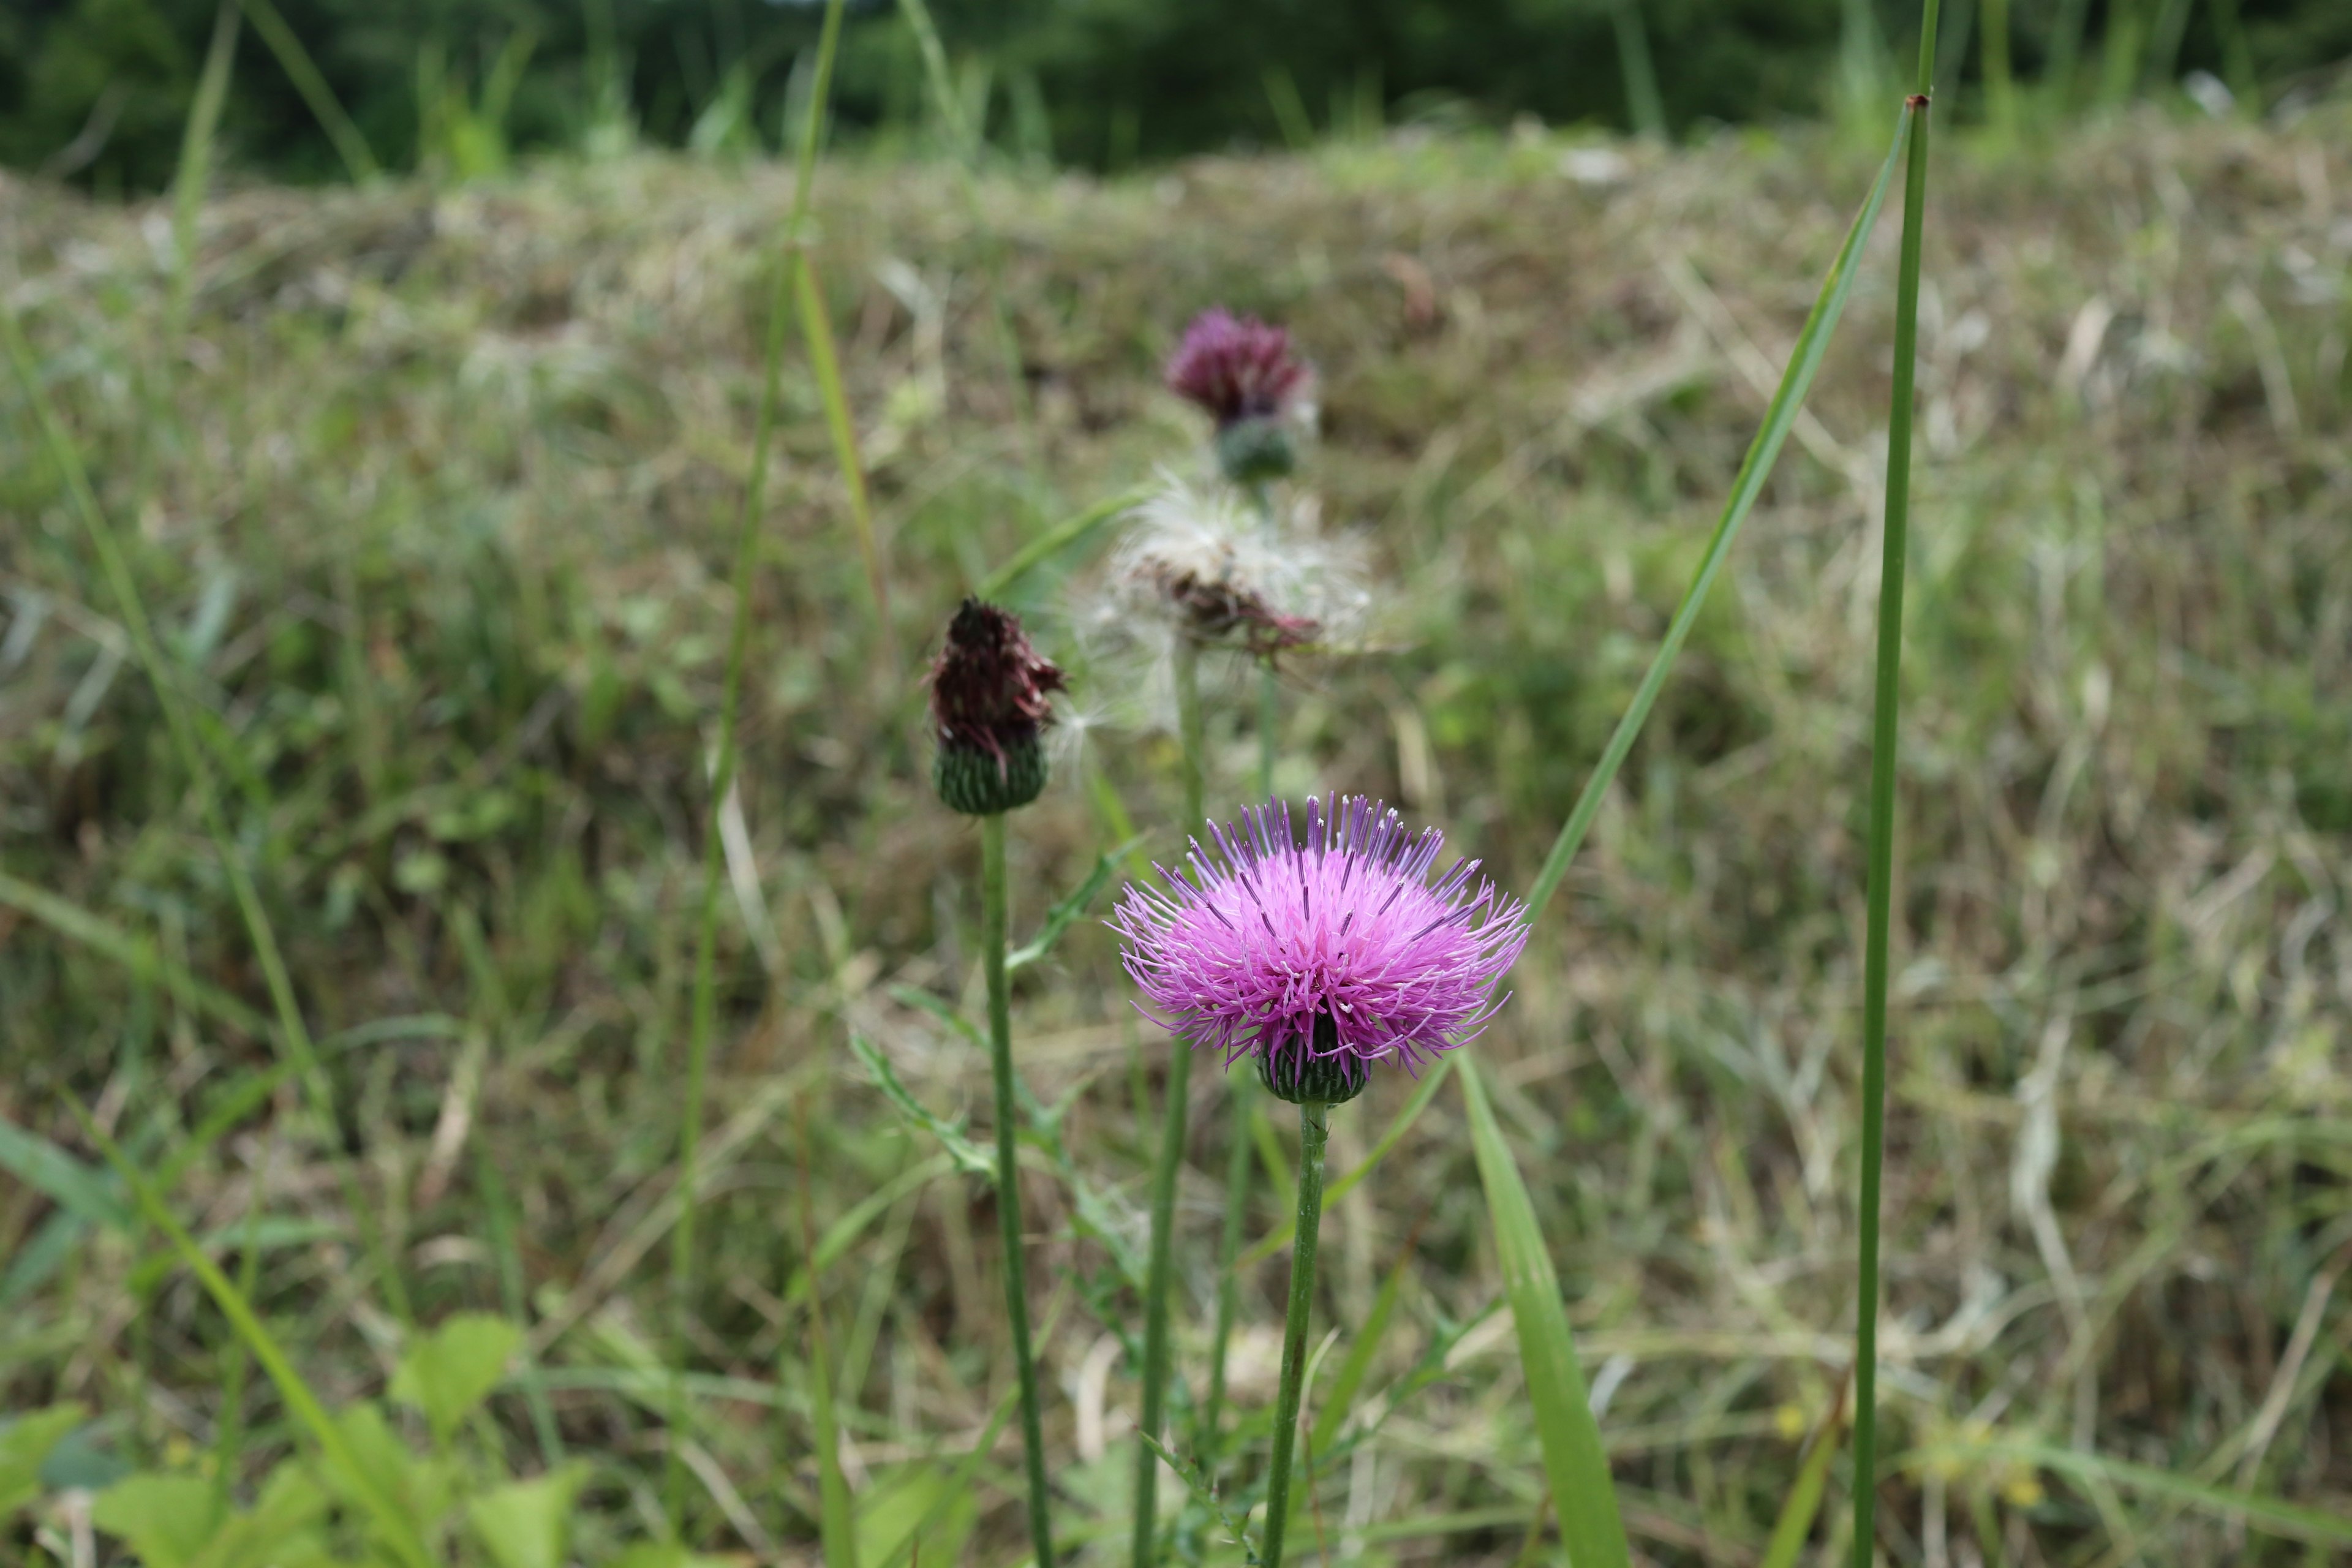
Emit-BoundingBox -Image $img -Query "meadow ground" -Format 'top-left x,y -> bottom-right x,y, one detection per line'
4,100 -> 2351,1565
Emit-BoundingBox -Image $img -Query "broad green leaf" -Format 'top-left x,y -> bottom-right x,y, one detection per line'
197,1464 -> 332,1568
329,1403 -> 450,1527
92,1474 -> 220,1567
390,1313 -> 522,1446
856,1466 -> 977,1568
467,1464 -> 588,1568
1460,1055 -> 1629,1568
0,1405 -> 85,1516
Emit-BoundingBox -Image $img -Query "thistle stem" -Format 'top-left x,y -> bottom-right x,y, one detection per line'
1852,11 -> 1938,1563
1134,639 -> 1206,1567
1262,1099 -> 1330,1568
984,812 -> 1057,1568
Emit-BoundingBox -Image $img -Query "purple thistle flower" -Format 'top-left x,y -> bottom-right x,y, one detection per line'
1110,794 -> 1529,1104
1165,308 -> 1311,430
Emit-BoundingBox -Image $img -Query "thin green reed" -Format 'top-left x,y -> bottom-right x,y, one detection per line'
982,813 -> 1059,1568
1134,638 -> 1207,1568
666,0 -> 850,1531
235,0 -> 379,182
1853,4 -> 1939,1562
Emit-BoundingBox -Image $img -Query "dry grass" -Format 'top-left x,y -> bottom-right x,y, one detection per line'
3,100 -> 2351,1564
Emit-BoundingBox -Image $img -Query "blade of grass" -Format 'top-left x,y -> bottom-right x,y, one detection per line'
235,0 -> 379,181
1517,108 -> 1912,933
67,1101 -> 434,1568
1607,0 -> 1668,139
978,486 -> 1152,600
1924,1439 -> 2352,1548
1851,11 -> 1939,1564
211,1138 -> 273,1510
799,1113 -> 861,1568
170,0 -> 239,347
0,872 -> 268,1039
1460,1054 -> 1629,1568
794,253 -> 893,668
1758,1375 -> 1850,1568
1308,1221 -> 1420,1457
666,0 -> 850,1531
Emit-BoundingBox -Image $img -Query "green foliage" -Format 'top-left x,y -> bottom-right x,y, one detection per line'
0,1406 -> 86,1516
388,1313 -> 525,1449
468,1464 -> 590,1568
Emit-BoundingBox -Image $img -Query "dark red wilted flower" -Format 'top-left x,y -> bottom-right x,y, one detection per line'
928,598 -> 1068,816
1165,308 -> 1310,429
1146,567 -> 1320,657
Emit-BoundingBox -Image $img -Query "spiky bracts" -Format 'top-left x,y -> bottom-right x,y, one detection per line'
1112,794 -> 1529,1104
928,598 -> 1066,816
1167,308 -> 1313,484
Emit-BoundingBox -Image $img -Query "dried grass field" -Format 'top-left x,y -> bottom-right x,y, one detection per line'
4,100 -> 2352,1564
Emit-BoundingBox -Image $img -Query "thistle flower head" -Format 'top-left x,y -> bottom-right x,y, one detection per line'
1111,794 -> 1528,1104
927,598 -> 1067,816
1166,308 -> 1310,428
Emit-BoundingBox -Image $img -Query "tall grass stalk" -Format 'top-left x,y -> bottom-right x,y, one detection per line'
1258,1099 -> 1331,1568
170,2 -> 239,348
1519,114 -> 1912,928
665,0 -> 849,1531
1133,638 -> 1206,1567
235,0 -> 379,182
1607,0 -> 1668,140
982,813 -> 1058,1568
1852,6 -> 1939,1561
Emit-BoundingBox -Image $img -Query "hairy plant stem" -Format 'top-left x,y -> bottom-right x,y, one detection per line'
1262,1099 -> 1331,1568
1134,637 -> 1207,1567
985,812 -> 1057,1568
1853,9 -> 1939,1562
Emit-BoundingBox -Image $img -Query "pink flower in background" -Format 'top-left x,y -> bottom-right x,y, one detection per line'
1165,307 -> 1311,429
1112,794 -> 1528,1103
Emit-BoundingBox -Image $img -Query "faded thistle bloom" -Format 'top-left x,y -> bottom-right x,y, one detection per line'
928,598 -> 1068,816
1112,794 -> 1529,1105
1166,307 -> 1313,484
1101,477 -> 1370,659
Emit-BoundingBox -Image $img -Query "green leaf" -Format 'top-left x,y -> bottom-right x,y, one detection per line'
976,486 -> 1153,599
1757,1392 -> 1847,1568
466,1464 -> 588,1568
1940,1438 -> 2352,1549
848,1033 -> 995,1178
1460,1055 -> 1629,1568
1006,840 -> 1140,973
1,1406 -> 88,1516
197,1464 -> 332,1568
0,1116 -> 132,1231
611,1546 -> 737,1568
856,1466 -> 977,1568
389,1313 -> 522,1446
92,1474 -> 221,1568
328,1403 -> 447,1526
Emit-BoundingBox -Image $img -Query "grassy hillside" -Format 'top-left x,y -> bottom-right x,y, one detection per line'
4,103 -> 2351,1562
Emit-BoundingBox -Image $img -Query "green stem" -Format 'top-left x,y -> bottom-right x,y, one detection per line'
1261,1099 -> 1330,1568
1607,0 -> 1668,139
984,813 -> 1057,1568
1135,639 -> 1208,1567
1852,13 -> 1937,1565
1201,1072 -> 1255,1455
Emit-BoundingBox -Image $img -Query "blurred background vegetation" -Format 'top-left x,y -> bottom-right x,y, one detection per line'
5,0 -> 2352,193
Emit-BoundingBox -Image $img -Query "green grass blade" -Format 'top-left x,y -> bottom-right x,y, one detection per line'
1851,10 -> 1939,1558
978,486 -> 1152,600
1308,1232 -> 1414,1457
794,254 -> 893,657
1758,1384 -> 1849,1568
1459,1055 -> 1629,1568
0,871 -> 271,1039
1240,1056 -> 1452,1270
68,1102 -> 434,1568
1607,0 -> 1667,139
1952,1440 -> 2352,1548
170,1 -> 239,343
1518,108 -> 1912,932
800,1131 -> 861,1568
235,0 -> 379,181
